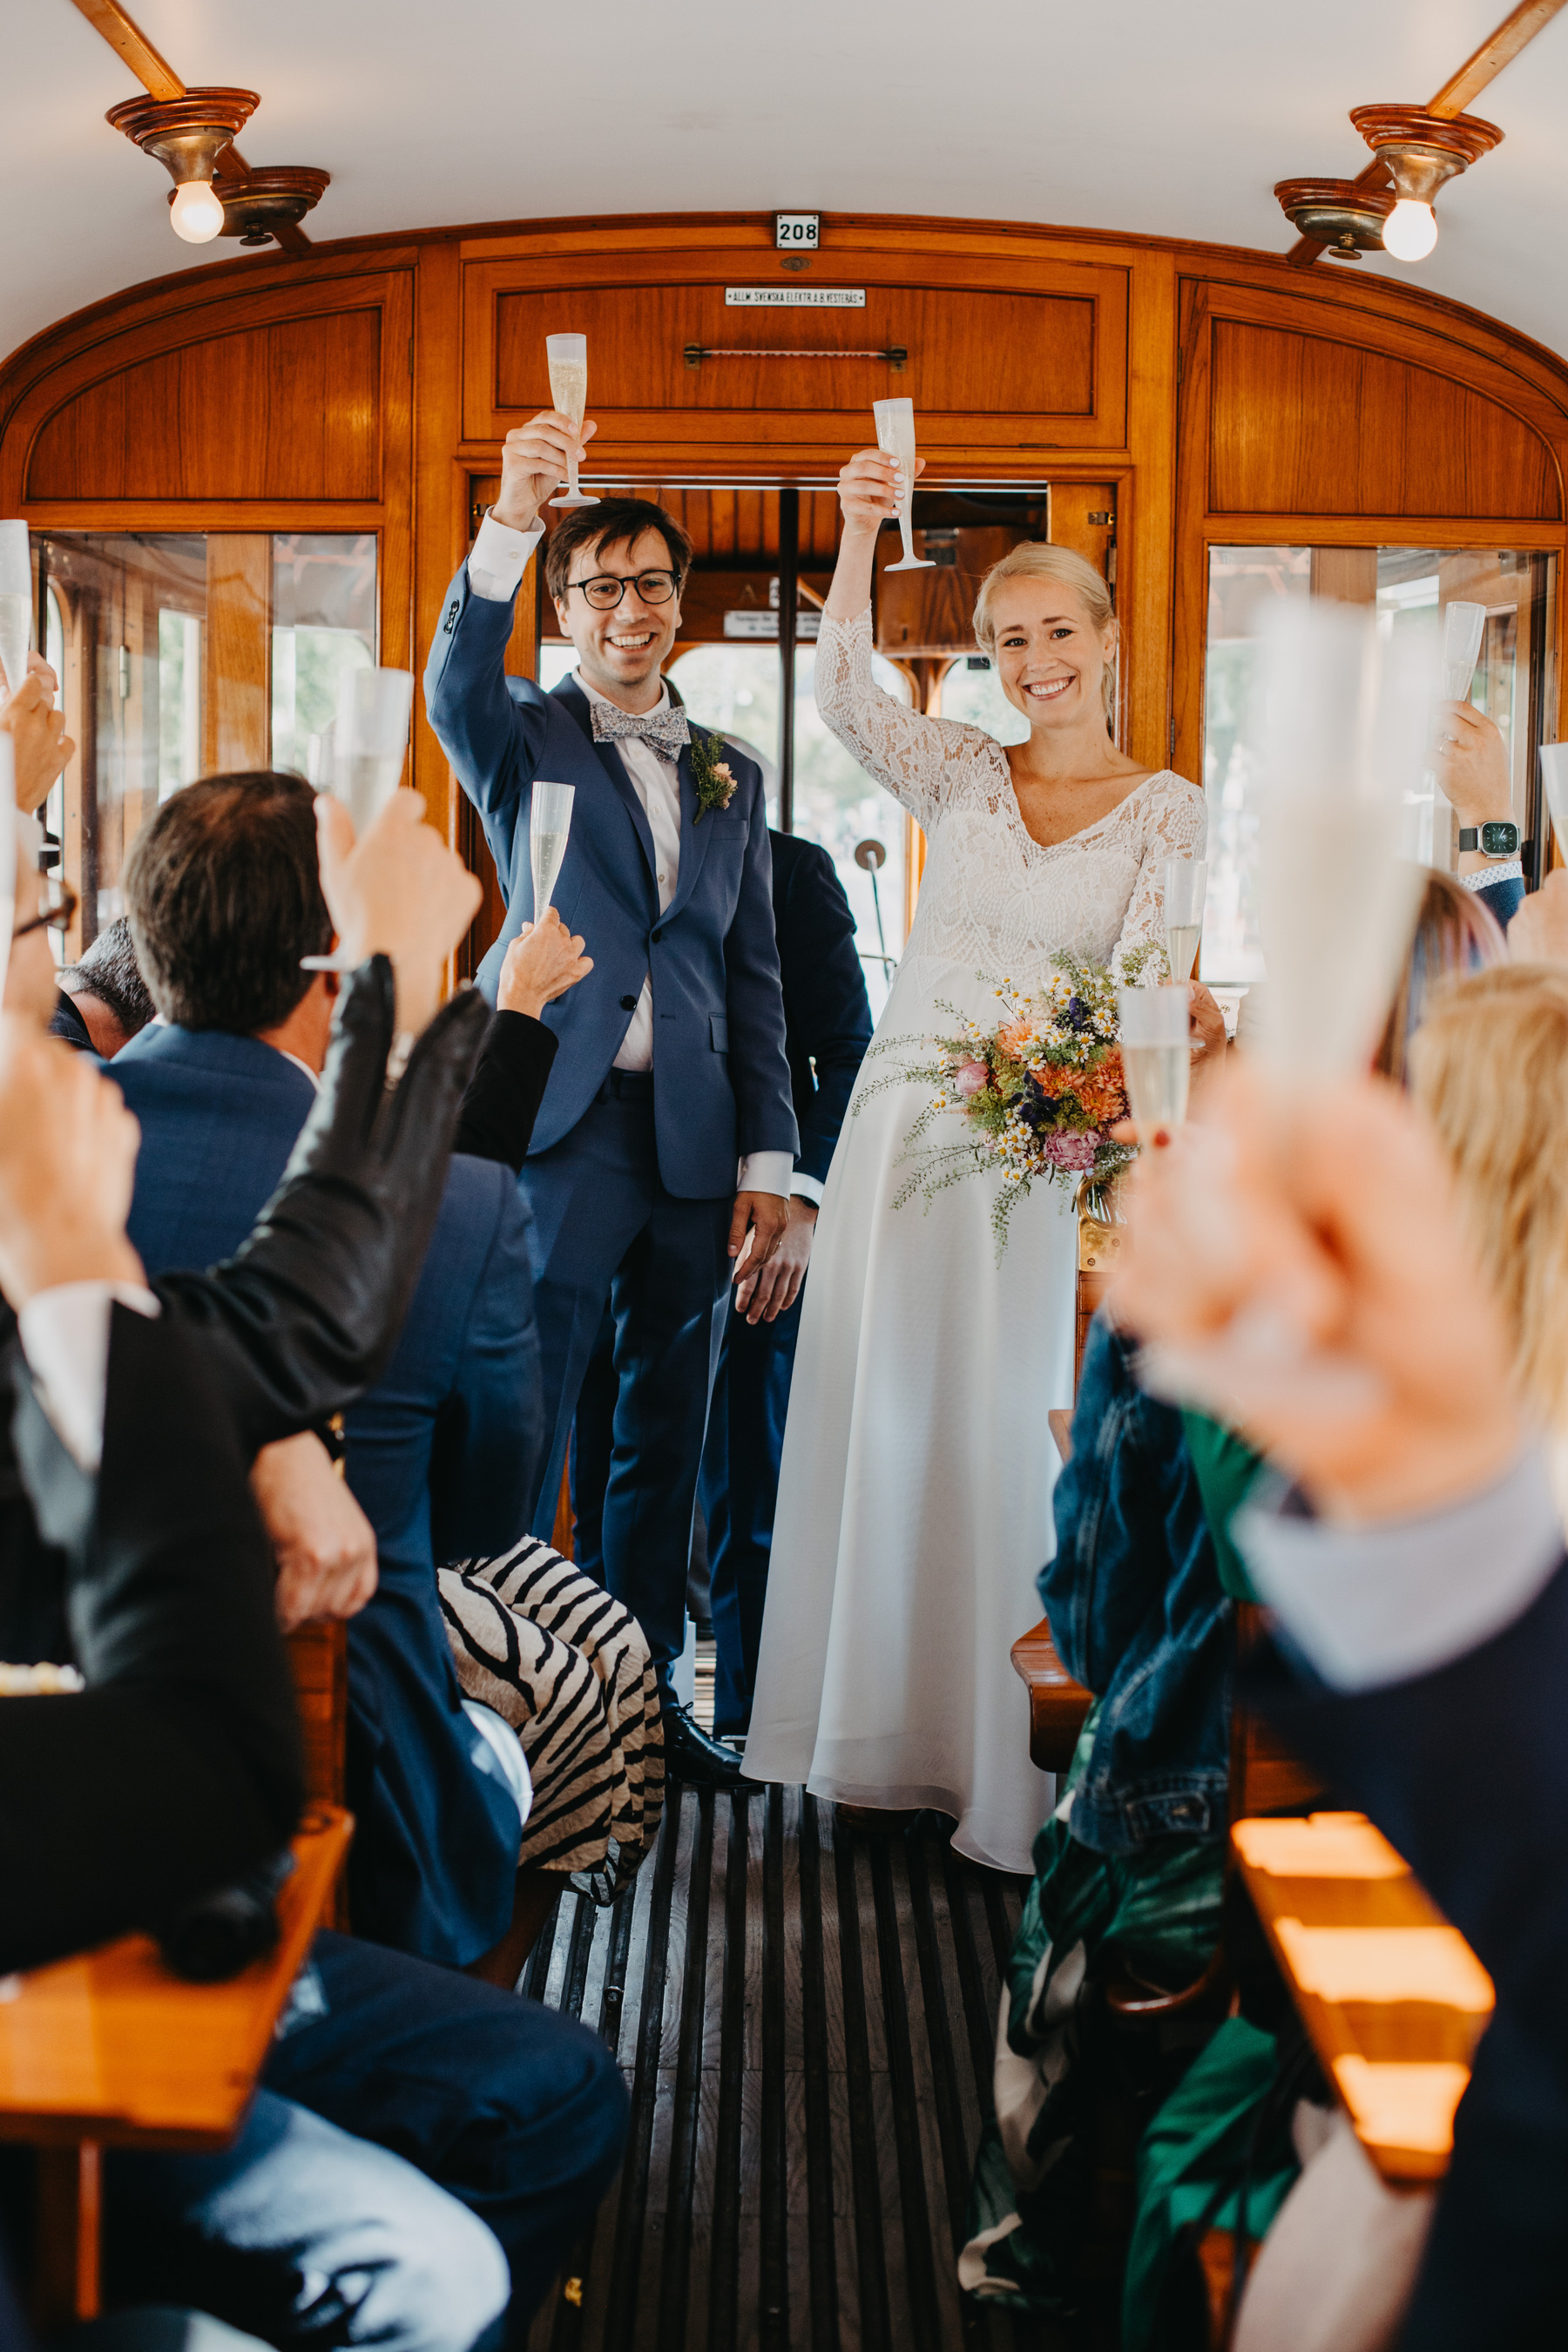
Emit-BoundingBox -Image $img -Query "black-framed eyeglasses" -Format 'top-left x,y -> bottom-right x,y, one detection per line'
13,876 -> 78,940
565,569 -> 680,611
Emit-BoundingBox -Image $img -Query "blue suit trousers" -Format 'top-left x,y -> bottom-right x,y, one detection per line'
699,1288 -> 804,1734
520,1074 -> 731,1697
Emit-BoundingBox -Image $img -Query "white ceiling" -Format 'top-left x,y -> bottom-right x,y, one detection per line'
5,0 -> 1568,376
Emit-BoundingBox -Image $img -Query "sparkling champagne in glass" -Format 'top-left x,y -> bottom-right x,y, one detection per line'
531,781 -> 575,916
872,397 -> 934,572
546,335 -> 597,510
1161,855 -> 1208,985
0,521 -> 31,701
1118,983 -> 1191,1139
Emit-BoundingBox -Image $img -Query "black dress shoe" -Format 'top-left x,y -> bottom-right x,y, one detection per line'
662,1700 -> 747,1788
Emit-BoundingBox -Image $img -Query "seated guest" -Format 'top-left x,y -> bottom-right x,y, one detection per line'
1373,868 -> 1505,1083
1409,965 -> 1568,1518
51,915 -> 155,1055
0,1017 -> 627,2348
960,1313 -> 1231,2317
1114,1062 -> 1568,2352
113,774 -> 544,1968
441,920 -> 666,1923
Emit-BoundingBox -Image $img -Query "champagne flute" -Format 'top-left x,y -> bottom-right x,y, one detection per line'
301,666 -> 416,971
546,335 -> 597,510
872,397 -> 934,572
1539,743 -> 1568,861
1441,599 -> 1486,701
1118,983 -> 1191,1139
0,521 -> 31,703
531,781 -> 575,917
1161,855 -> 1208,985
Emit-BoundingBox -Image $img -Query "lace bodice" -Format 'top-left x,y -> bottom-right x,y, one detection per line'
816,609 -> 1206,978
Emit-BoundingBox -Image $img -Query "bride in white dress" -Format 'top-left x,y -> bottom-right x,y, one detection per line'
744,446 -> 1206,1872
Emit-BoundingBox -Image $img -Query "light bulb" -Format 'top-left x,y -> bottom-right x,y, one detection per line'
1382,199 -> 1438,262
170,179 -> 225,244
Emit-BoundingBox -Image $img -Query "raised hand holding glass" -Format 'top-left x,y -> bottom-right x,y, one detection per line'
873,398 -> 933,573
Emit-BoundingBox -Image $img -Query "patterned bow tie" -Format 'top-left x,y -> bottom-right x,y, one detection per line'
591,701 -> 691,764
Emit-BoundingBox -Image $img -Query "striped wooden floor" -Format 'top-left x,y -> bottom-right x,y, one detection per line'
523,1785 -> 1065,2352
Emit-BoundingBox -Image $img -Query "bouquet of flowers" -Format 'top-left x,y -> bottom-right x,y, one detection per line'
856,945 -> 1159,1257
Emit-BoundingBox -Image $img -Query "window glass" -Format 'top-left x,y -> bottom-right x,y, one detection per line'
1201,544 -> 1557,986
271,533 -> 377,778
935,655 -> 1031,746
792,648 -> 913,1020
666,645 -> 781,824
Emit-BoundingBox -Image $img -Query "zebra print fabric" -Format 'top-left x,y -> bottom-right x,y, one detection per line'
437,1536 -> 665,1881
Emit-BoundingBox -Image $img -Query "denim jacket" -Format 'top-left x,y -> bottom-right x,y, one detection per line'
1038,1312 -> 1232,1855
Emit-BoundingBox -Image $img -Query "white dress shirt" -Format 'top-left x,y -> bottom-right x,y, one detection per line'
466,513 -> 791,1200
17,1281 -> 161,1472
1237,1444 -> 1564,1692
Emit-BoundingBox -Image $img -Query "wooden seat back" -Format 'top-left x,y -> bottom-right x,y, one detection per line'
286,1619 -> 348,1808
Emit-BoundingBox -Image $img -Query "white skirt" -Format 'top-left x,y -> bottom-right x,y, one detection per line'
744,953 -> 1075,1873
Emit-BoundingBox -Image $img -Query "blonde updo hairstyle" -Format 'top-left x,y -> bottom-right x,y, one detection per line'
972,542 -> 1119,721
1409,963 -> 1568,1432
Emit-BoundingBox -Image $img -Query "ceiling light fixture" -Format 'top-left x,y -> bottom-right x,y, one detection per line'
213,167 -> 332,247
1347,104 -> 1504,263
105,87 -> 260,244
1273,179 -> 1396,260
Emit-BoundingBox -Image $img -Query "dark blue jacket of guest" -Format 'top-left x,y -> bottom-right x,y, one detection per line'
1039,1313 -> 1231,1853
108,1024 -> 542,1968
1252,1557 -> 1568,2349
768,829 -> 875,1188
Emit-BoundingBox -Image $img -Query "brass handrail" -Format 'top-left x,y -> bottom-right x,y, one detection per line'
683,344 -> 906,369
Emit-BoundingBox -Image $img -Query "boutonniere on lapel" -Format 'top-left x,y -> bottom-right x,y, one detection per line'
691,733 -> 738,823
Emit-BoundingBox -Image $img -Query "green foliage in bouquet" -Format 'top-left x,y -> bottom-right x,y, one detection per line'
854,945 -> 1161,1259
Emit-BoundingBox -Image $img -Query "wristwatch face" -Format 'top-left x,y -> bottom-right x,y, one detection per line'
1481,821 -> 1520,855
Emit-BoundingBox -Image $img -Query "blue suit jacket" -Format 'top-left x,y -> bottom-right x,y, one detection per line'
109,1024 -> 541,1966
425,564 -> 797,1197
1253,1561 -> 1568,2349
768,829 -> 873,1189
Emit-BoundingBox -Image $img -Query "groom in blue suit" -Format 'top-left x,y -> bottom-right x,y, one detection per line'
426,408 -> 798,1783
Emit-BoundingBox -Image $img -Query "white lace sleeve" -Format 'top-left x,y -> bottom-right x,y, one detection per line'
813,607 -> 997,831
1112,773 -> 1209,968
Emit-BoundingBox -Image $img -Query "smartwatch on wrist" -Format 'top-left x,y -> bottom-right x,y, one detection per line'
1458,821 -> 1520,856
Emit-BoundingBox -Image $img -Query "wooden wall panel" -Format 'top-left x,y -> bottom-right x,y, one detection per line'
205,536 -> 273,772
26,311 -> 382,503
1209,318 -> 1560,521
492,281 -> 1096,421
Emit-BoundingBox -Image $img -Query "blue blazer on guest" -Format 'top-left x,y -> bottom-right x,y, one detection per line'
767,828 -> 875,1189
424,568 -> 797,1198
109,1024 -> 542,1968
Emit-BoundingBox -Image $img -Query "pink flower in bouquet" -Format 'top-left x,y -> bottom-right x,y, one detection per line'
954,1058 -> 988,1097
1042,1130 -> 1101,1172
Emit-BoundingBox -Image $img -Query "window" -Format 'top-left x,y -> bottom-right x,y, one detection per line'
271,533 -> 377,779
935,656 -> 1031,747
1202,544 -> 1558,985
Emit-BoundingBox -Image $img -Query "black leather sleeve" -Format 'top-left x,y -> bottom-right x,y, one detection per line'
0,1305 -> 305,1972
152,958 -> 491,1454
452,1009 -> 559,1171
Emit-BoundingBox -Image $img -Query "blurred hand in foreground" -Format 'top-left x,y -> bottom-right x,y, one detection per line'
1508,868 -> 1568,968
1109,1061 -> 1521,1525
497,909 -> 593,1019
0,1015 -> 143,1306
0,672 -> 73,814
251,1430 -> 379,1630
315,788 -> 483,1037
